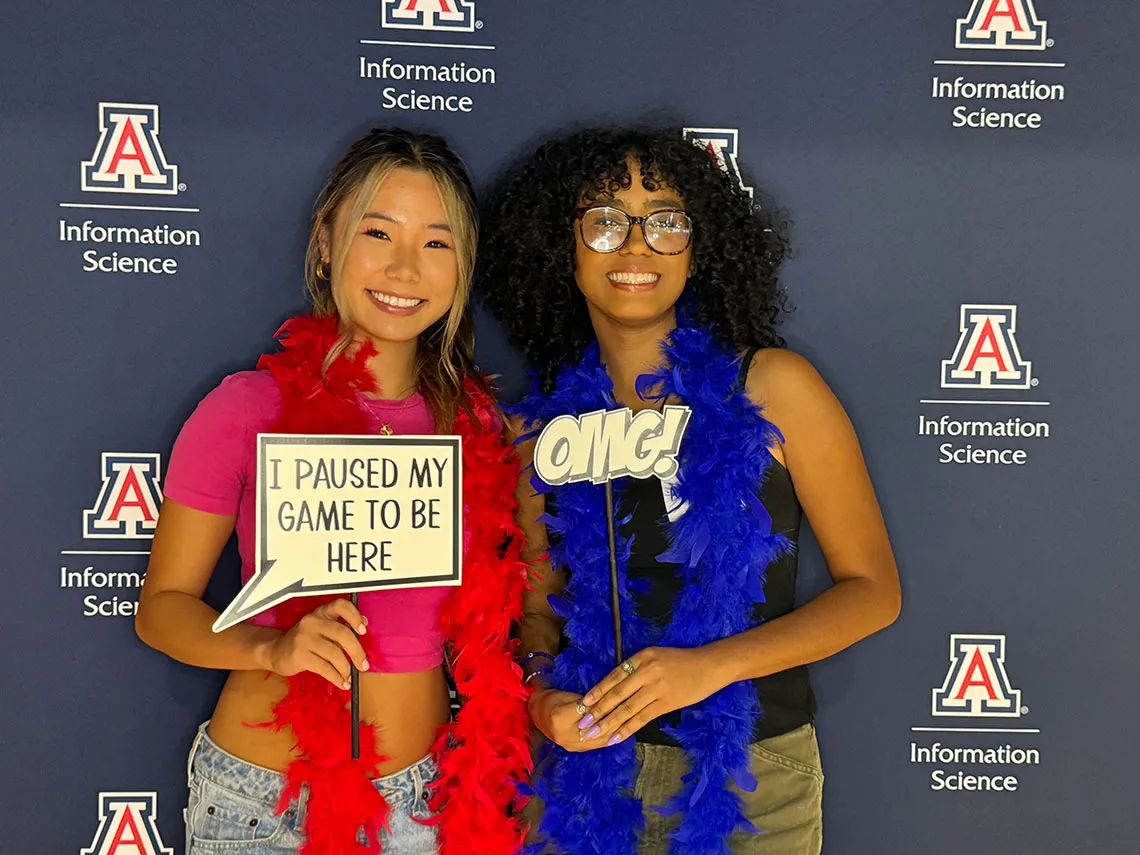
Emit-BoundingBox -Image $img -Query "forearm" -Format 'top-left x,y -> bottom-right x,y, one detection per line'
517,609 -> 561,658
514,550 -> 565,687
702,575 -> 901,690
517,608 -> 562,691
136,589 -> 282,672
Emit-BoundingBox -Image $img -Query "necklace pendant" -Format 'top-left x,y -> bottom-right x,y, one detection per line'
379,424 -> 394,436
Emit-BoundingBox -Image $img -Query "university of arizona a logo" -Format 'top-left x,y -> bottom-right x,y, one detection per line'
683,128 -> 753,198
81,792 -> 173,855
941,304 -> 1033,389
82,103 -> 179,195
933,634 -> 1023,717
956,0 -> 1048,51
382,0 -> 476,32
83,453 -> 163,539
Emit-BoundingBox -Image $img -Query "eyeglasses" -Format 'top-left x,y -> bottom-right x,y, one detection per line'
574,205 -> 693,255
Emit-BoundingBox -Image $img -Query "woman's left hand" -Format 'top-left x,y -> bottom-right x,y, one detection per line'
575,647 -> 720,747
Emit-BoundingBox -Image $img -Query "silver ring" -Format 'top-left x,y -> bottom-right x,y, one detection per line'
621,660 -> 636,675
576,702 -> 588,715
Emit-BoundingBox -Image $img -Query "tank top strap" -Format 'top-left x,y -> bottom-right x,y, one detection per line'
737,345 -> 761,391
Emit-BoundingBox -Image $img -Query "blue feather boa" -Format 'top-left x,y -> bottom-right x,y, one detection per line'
517,324 -> 791,855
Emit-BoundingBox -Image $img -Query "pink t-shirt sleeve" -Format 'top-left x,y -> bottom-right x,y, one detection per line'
164,374 -> 252,517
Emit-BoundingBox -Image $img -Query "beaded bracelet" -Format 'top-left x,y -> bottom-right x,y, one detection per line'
520,651 -> 556,686
520,651 -> 556,669
523,667 -> 553,686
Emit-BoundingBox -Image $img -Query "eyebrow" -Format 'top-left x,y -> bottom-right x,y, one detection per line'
587,197 -> 685,211
362,211 -> 452,232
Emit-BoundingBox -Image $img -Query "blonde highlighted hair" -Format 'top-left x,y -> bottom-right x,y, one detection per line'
304,128 -> 485,430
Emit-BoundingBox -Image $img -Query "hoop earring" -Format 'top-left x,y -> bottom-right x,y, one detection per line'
316,261 -> 331,281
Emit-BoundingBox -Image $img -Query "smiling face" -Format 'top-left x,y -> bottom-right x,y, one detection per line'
573,159 -> 693,329
325,166 -> 459,349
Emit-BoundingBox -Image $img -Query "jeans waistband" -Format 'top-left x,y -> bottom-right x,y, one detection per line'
188,721 -> 439,806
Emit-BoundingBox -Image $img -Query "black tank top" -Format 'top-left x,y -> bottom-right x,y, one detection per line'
620,351 -> 815,746
620,464 -> 814,745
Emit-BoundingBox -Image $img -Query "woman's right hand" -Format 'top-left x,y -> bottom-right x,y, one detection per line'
264,599 -> 370,689
528,687 -> 601,752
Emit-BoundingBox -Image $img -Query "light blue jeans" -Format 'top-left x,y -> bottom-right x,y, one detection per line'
185,722 -> 438,854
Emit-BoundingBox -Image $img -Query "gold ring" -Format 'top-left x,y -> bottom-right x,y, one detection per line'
576,702 -> 588,715
621,660 -> 636,675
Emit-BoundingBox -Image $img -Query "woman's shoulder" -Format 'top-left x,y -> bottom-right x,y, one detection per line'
166,370 -> 281,505
739,346 -> 833,416
737,345 -> 859,460
214,368 -> 278,394
188,369 -> 282,433
740,346 -> 817,389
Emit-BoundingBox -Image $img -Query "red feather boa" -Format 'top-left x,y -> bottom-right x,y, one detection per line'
253,314 -> 532,854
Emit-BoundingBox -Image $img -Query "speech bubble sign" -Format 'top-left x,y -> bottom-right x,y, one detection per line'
212,434 -> 461,632
532,405 -> 691,486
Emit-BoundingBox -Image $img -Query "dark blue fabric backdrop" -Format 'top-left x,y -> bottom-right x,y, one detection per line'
3,1 -> 1138,852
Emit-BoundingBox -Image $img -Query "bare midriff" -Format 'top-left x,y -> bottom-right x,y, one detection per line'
207,667 -> 451,775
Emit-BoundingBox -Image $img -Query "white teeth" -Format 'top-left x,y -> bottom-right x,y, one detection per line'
607,272 -> 659,285
369,290 -> 423,308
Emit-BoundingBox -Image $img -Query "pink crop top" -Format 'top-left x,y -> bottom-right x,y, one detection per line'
164,370 -> 452,672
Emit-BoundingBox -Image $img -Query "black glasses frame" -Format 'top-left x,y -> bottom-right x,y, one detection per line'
574,205 -> 693,255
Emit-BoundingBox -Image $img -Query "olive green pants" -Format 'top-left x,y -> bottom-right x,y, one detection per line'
635,724 -> 823,854
526,723 -> 823,854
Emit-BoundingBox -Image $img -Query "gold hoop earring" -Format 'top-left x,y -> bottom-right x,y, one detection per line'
316,261 -> 331,281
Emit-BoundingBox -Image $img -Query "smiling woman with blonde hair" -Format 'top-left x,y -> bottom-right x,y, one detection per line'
136,127 -> 530,855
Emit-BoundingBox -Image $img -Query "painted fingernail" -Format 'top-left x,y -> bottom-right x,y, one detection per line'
361,660 -> 370,671
576,714 -> 595,729
584,725 -> 601,739
607,734 -> 624,746
357,623 -> 367,635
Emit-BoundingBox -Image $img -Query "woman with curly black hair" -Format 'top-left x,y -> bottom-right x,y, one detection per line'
480,126 -> 901,855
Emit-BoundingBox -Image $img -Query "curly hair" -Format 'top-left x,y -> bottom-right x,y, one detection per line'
475,125 -> 791,389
